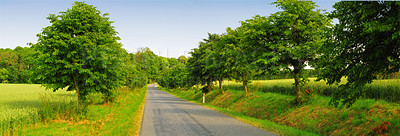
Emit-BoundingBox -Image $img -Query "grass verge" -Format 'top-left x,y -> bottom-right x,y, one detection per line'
16,86 -> 147,136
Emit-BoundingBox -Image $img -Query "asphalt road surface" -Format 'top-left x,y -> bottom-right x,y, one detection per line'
139,84 -> 276,136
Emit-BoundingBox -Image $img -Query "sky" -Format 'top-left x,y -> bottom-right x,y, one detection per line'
0,0 -> 339,58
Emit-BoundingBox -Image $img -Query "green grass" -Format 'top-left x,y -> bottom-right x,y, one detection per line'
1,84 -> 147,136
0,84 -> 76,122
18,86 -> 147,136
160,83 -> 400,136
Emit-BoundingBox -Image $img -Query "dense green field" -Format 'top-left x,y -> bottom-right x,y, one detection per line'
0,84 -> 76,121
0,84 -> 76,135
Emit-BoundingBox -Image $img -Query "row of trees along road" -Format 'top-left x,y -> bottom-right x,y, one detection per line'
0,2 -> 185,104
160,0 -> 400,107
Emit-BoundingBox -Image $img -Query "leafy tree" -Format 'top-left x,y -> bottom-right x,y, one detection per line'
317,1 -> 400,107
210,33 -> 234,91
187,33 -> 220,92
30,2 -> 126,102
266,0 -> 331,103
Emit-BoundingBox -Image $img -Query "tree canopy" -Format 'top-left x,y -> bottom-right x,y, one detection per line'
317,1 -> 400,106
30,1 -> 126,102
266,0 -> 331,103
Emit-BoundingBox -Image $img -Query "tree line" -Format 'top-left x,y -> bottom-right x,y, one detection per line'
158,0 -> 400,107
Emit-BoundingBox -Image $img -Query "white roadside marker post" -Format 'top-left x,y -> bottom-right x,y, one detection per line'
203,93 -> 205,103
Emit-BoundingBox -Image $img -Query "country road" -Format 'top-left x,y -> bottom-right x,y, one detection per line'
139,84 -> 276,136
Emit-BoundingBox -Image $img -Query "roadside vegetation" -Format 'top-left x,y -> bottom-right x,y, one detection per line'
157,1 -> 400,135
160,81 -> 400,135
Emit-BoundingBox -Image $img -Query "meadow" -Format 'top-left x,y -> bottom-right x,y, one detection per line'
0,84 -> 77,135
0,84 -> 147,136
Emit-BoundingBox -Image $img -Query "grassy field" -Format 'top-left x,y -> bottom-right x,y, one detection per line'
0,84 -> 77,135
0,84 -> 147,136
0,84 -> 76,122
18,86 -> 147,135
161,79 -> 400,136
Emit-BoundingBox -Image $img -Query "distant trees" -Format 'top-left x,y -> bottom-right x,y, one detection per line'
157,63 -> 190,88
0,47 -> 35,83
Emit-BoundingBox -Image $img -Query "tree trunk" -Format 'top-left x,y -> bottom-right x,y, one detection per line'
242,73 -> 247,93
294,74 -> 300,101
208,78 -> 214,92
292,63 -> 302,103
218,79 -> 223,91
73,75 -> 81,101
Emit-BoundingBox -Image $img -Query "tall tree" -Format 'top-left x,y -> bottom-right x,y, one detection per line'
267,0 -> 331,103
30,2 -> 126,102
211,33 -> 234,91
187,33 -> 219,92
317,1 -> 400,107
224,27 -> 258,93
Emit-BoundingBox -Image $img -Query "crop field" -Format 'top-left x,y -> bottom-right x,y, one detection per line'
0,84 -> 76,135
223,78 -> 400,103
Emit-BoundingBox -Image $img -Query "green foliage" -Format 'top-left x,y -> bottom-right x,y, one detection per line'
0,68 -> 8,83
158,63 -> 191,88
178,55 -> 187,64
30,2 -> 126,102
187,33 -> 221,91
122,51 -> 149,89
317,1 -> 400,107
0,47 -> 35,83
134,47 -> 163,83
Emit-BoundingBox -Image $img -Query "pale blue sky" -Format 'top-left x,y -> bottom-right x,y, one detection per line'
0,0 -> 339,58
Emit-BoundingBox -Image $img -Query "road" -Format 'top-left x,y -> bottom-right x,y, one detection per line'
139,84 -> 276,136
